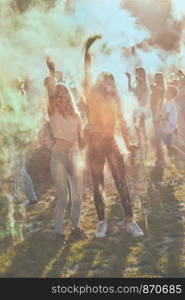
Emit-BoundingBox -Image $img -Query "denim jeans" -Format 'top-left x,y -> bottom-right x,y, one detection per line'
15,155 -> 37,204
50,144 -> 83,234
88,134 -> 133,221
21,166 -> 37,204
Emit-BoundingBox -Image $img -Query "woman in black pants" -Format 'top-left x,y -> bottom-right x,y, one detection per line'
86,72 -> 144,238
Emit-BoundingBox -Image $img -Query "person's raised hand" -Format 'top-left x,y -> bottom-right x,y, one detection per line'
45,56 -> 55,73
125,72 -> 131,80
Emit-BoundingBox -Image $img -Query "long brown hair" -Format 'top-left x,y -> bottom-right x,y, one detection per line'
91,72 -> 119,100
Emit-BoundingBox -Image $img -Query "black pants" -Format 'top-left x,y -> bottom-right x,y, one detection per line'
88,134 -> 133,220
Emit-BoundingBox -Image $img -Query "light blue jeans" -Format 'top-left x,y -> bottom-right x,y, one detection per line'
50,144 -> 83,234
21,166 -> 37,204
15,155 -> 37,204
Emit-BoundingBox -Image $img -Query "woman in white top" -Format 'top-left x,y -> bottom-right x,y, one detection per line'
45,57 -> 85,244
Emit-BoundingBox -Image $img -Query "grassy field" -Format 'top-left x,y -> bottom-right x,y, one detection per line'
0,149 -> 185,278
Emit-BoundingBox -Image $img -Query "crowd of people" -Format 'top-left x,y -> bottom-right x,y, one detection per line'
11,55 -> 185,245
126,68 -> 185,165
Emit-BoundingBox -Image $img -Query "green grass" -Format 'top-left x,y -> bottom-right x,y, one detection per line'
0,158 -> 185,278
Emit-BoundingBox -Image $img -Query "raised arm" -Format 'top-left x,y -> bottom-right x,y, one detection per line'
45,56 -> 56,99
125,72 -> 134,93
45,56 -> 56,115
83,35 -> 101,99
84,44 -> 92,99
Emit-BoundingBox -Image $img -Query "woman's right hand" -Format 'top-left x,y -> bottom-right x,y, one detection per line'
45,56 -> 55,73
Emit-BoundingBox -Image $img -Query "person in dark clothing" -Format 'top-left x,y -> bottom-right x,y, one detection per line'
86,72 -> 144,238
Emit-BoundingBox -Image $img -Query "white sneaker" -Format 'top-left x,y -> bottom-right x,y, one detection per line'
126,221 -> 144,237
95,220 -> 107,238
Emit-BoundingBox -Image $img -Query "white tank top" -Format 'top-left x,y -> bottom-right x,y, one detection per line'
50,111 -> 79,146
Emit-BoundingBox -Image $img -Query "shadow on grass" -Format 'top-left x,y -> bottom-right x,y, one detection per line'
0,200 -> 60,278
136,164 -> 185,277
43,202 -> 139,278
1,162 -> 184,278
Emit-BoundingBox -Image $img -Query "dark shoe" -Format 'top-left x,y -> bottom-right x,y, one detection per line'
53,233 -> 66,245
70,228 -> 87,240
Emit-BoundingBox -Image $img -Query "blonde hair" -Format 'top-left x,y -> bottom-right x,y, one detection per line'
54,83 -> 80,119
